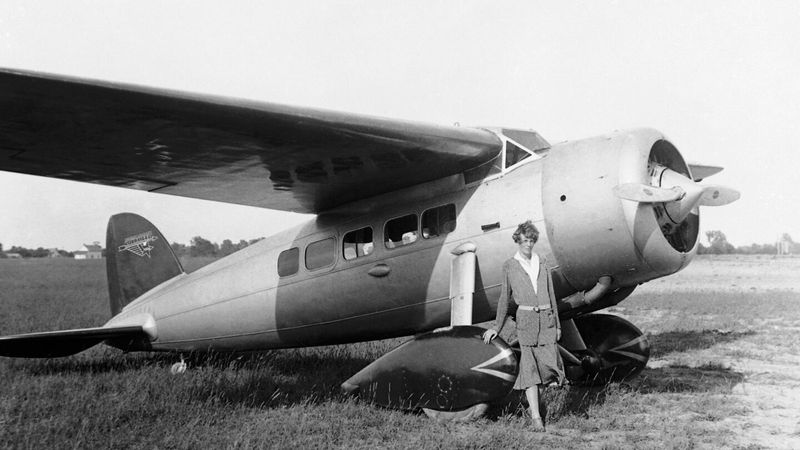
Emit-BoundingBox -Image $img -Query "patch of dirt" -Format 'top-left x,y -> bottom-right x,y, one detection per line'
651,326 -> 800,449
729,380 -> 800,449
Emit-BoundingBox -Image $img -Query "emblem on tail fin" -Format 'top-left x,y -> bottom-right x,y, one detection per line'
118,231 -> 158,258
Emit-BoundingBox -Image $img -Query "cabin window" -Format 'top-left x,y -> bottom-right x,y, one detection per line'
343,227 -> 374,260
422,204 -> 457,239
277,247 -> 299,277
305,238 -> 335,270
505,141 -> 532,168
384,214 -> 418,249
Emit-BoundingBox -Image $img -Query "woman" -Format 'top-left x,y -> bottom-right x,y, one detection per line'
482,220 -> 564,431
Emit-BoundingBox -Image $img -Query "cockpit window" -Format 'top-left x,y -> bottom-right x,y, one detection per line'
384,214 -> 418,249
501,129 -> 550,153
505,141 -> 532,168
464,129 -> 549,185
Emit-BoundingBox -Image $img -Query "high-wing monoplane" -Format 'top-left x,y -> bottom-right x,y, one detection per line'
0,68 -> 739,418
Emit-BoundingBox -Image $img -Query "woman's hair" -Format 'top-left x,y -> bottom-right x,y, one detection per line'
512,220 -> 539,244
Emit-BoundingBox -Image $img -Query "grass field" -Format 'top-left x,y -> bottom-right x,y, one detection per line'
1,255 -> 799,449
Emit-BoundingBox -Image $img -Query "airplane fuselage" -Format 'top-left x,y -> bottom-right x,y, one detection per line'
106,128 -> 700,353
108,160 -> 540,351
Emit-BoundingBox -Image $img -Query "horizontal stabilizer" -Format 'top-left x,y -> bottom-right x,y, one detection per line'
0,325 -> 147,358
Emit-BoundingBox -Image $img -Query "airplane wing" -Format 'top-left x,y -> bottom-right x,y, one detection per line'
0,325 -> 148,358
0,68 -> 503,213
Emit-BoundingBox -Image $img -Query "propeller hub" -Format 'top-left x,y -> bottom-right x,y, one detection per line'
655,165 -> 704,224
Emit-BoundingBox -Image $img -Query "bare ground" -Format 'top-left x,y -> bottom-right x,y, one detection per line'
612,255 -> 800,449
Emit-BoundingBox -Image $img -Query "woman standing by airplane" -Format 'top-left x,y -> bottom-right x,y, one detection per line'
483,220 -> 564,431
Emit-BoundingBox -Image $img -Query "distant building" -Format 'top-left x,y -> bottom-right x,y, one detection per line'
5,253 -> 22,259
776,234 -> 793,255
48,248 -> 64,258
74,242 -> 103,259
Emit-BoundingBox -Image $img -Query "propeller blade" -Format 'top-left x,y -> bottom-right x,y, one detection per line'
687,163 -> 724,181
613,183 -> 684,203
617,167 -> 739,223
618,165 -> 740,224
698,185 -> 740,206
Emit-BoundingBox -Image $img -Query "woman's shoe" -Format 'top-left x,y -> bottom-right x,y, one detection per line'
530,417 -> 545,432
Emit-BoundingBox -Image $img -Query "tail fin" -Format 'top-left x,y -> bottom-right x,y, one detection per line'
106,213 -> 184,315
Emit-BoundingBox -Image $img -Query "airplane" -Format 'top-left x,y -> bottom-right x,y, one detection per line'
0,68 -> 739,419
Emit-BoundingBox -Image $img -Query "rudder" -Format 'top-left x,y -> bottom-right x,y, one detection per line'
106,213 -> 184,315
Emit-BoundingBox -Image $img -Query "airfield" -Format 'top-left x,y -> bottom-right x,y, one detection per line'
1,255 -> 798,449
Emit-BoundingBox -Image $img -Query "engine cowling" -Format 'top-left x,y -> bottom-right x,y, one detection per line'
541,128 -> 737,293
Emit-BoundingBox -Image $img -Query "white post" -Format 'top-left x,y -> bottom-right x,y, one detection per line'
450,242 -> 477,326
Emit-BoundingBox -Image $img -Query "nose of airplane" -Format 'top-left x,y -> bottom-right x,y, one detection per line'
613,164 -> 740,224
541,128 -> 740,291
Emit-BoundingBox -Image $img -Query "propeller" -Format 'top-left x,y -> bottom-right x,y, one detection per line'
614,165 -> 740,224
613,184 -> 684,203
687,163 -> 724,181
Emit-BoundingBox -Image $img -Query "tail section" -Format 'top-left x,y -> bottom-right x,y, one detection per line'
106,213 -> 184,315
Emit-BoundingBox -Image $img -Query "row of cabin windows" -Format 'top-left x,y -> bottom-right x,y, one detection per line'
277,203 -> 456,277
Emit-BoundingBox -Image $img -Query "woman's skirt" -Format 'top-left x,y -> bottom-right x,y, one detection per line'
514,343 -> 565,390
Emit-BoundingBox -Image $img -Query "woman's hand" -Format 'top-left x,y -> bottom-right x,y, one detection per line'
482,328 -> 498,344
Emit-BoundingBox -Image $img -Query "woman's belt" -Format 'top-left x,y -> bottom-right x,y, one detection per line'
517,305 -> 551,312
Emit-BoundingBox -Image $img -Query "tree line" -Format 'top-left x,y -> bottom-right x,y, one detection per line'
0,237 -> 264,259
170,237 -> 264,258
1,232 -> 796,258
697,231 -> 799,255
0,244 -> 71,258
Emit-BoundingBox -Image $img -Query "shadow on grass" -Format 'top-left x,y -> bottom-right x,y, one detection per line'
9,348 -> 378,404
632,364 -> 744,394
5,350 -> 177,375
222,351 -> 376,407
6,350 -> 387,413
8,343 -> 373,370
4,329 -> 750,416
486,360 -> 745,421
649,329 -> 755,358
174,350 -> 380,408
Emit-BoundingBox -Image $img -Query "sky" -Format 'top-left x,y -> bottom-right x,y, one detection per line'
1,1 -> 798,250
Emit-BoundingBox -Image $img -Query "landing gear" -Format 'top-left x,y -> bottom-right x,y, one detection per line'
342,244 -> 504,422
423,243 -> 491,422
564,314 -> 650,384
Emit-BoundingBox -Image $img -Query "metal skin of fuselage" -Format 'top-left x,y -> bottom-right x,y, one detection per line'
105,127 -> 700,354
